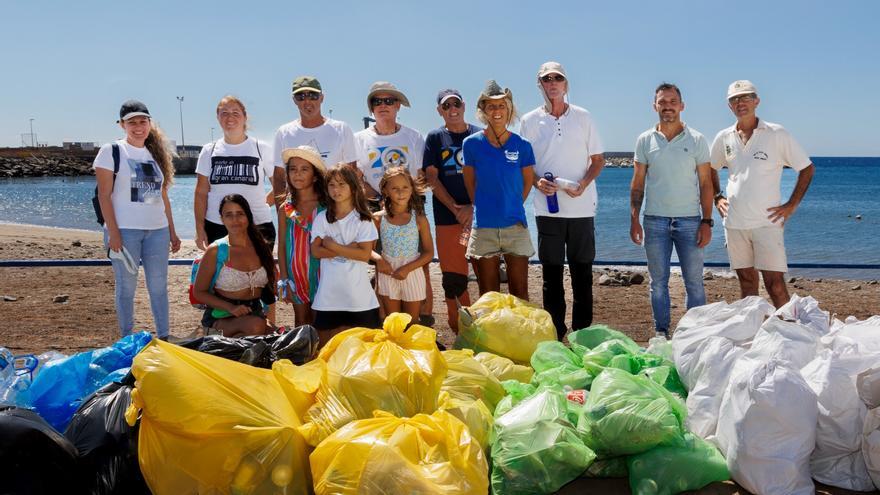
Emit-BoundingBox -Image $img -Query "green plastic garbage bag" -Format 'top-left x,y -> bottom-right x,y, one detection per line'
530,341 -> 581,373
568,325 -> 640,353
583,456 -> 629,478
641,365 -> 687,398
491,389 -> 596,495
579,368 -> 686,456
627,433 -> 729,495
531,364 -> 593,391
494,380 -> 537,418
582,339 -> 638,377
455,292 -> 556,365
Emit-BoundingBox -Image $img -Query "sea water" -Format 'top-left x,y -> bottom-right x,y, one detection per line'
1,157 -> 877,279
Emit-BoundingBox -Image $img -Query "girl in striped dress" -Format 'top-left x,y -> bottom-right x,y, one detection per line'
277,146 -> 327,326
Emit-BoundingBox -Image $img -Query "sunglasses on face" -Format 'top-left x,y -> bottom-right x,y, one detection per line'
728,94 -> 757,104
294,92 -> 321,101
441,100 -> 462,110
371,97 -> 398,107
541,74 -> 566,83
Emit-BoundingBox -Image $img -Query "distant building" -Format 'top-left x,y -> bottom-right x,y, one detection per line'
62,141 -> 97,151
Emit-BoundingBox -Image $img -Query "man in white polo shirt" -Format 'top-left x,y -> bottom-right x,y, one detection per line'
272,75 -> 358,205
710,80 -> 814,308
521,61 -> 605,340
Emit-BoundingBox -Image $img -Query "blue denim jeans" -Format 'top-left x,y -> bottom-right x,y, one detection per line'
643,215 -> 706,332
104,227 -> 170,337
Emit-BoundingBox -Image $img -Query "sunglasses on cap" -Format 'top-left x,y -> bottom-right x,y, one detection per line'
294,92 -> 321,101
371,97 -> 398,107
441,100 -> 462,110
541,74 -> 566,83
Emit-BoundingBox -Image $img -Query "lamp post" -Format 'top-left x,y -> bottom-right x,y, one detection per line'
176,96 -> 185,153
29,118 -> 35,147
210,127 -> 215,142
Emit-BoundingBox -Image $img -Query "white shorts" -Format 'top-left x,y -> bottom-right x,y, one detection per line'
377,254 -> 426,302
725,226 -> 788,272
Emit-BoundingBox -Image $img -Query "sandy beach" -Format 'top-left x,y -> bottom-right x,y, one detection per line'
1,222 -> 877,355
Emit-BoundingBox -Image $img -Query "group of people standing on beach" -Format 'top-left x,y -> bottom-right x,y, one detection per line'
94,61 -> 814,343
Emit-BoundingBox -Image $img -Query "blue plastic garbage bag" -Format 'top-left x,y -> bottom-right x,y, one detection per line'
23,332 -> 152,431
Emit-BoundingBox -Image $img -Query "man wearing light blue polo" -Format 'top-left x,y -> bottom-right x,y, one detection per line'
630,82 -> 714,337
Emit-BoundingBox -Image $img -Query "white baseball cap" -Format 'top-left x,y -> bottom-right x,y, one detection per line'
727,80 -> 758,99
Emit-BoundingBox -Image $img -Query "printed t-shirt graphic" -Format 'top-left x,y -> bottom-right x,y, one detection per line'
209,155 -> 260,186
367,145 -> 410,184
127,158 -> 163,204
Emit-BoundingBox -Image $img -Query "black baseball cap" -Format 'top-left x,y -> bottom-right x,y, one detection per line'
118,100 -> 151,122
436,89 -> 463,105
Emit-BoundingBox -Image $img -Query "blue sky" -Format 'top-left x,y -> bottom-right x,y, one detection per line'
2,0 -> 878,155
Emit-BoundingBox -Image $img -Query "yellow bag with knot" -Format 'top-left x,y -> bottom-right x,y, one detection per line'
441,349 -> 505,411
454,291 -> 556,365
125,339 -> 322,495
474,351 -> 535,383
438,391 -> 494,450
298,313 -> 447,447
309,409 -> 489,495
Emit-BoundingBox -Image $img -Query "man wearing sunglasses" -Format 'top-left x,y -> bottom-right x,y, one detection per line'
272,75 -> 357,204
423,89 -> 481,333
710,80 -> 815,308
355,81 -> 425,206
520,61 -> 605,341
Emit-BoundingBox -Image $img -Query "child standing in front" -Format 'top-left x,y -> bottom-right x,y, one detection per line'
310,165 -> 380,343
277,146 -> 327,327
372,167 -> 434,322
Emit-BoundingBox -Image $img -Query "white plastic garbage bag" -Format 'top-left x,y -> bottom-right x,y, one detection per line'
863,406 -> 880,489
775,294 -> 830,336
746,315 -> 824,371
715,358 -> 818,495
802,346 -> 879,491
858,367 -> 880,409
684,336 -> 745,440
825,316 -> 880,354
672,296 -> 773,389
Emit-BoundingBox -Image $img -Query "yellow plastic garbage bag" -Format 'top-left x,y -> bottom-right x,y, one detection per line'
441,349 -> 505,410
299,313 -> 447,447
474,351 -> 534,383
438,390 -> 494,449
310,409 -> 489,495
125,339 -> 321,495
455,291 -> 555,365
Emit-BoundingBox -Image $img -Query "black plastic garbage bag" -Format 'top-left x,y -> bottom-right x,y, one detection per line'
64,373 -> 149,495
179,325 -> 319,367
0,406 -> 81,495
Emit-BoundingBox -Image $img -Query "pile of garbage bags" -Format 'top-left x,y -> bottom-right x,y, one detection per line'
673,294 -> 880,494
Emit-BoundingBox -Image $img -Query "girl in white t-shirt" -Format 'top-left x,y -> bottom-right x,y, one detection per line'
310,165 -> 380,344
194,95 -> 274,250
371,167 -> 433,322
93,100 -> 181,340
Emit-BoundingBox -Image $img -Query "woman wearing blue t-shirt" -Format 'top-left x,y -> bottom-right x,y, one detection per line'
462,81 -> 535,300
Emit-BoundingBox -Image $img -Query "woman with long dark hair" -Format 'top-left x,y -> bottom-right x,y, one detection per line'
94,100 -> 181,340
193,194 -> 276,337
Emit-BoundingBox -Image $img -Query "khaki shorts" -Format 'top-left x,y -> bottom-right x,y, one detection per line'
725,226 -> 788,272
466,224 -> 535,259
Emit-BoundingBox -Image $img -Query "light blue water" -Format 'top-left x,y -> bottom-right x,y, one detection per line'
1,158 -> 878,278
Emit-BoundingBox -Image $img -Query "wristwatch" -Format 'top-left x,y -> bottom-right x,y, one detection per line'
700,218 -> 714,227
713,192 -> 726,202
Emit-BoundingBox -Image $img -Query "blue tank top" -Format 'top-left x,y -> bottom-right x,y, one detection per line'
380,212 -> 420,258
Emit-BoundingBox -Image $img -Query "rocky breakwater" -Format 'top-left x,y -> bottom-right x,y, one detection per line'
0,155 -> 93,177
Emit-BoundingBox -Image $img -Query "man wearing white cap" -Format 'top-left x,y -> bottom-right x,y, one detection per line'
520,61 -> 605,340
710,80 -> 815,308
355,81 -> 425,205
272,75 -> 357,205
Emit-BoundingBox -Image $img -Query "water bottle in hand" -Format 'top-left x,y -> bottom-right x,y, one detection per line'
544,172 -> 559,214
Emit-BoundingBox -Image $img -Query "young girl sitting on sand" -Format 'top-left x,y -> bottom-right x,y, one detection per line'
309,165 -> 381,343
277,146 -> 327,327
193,194 -> 276,337
372,167 -> 434,322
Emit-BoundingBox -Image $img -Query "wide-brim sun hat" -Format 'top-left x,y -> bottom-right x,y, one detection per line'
366,81 -> 411,111
476,80 -> 513,109
281,145 -> 327,173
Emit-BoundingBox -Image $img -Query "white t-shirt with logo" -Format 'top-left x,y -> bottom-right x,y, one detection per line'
710,119 -> 811,230
311,209 -> 379,312
93,140 -> 168,230
195,137 -> 274,225
272,118 -> 357,169
354,125 -> 425,193
520,104 -> 605,217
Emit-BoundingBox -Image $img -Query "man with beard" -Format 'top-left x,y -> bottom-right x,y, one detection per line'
630,82 -> 714,338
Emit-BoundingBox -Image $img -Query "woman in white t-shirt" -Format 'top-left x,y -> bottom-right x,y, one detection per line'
94,100 -> 181,340
194,95 -> 275,250
310,165 -> 380,344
